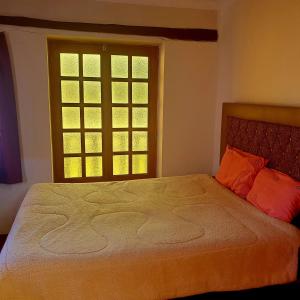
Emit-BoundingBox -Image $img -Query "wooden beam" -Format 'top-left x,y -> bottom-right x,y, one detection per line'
0,15 -> 218,42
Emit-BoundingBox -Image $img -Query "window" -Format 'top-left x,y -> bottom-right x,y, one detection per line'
48,40 -> 158,182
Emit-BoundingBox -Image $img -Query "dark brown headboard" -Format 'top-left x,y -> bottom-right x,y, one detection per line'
221,103 -> 300,181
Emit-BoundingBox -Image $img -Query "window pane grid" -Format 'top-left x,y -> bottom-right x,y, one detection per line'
60,51 -> 104,179
50,42 -> 156,182
110,55 -> 149,176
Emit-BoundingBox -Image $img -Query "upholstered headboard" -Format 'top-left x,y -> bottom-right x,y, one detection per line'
221,103 -> 300,181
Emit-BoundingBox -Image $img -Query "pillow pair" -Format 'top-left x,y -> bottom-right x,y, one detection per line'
216,145 -> 267,198
216,146 -> 300,223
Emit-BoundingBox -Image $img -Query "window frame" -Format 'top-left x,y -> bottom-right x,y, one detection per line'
48,39 -> 158,183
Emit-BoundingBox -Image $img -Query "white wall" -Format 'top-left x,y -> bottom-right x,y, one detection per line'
0,3 -> 217,233
0,30 -> 52,234
213,0 -> 300,172
162,41 -> 217,176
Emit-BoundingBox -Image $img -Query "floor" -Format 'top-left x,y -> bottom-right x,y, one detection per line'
0,234 -> 299,299
178,283 -> 300,299
0,234 -> 7,251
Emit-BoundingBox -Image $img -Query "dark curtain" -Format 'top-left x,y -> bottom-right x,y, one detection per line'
0,32 -> 22,184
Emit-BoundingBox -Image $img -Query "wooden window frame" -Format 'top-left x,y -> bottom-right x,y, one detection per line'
48,39 -> 158,183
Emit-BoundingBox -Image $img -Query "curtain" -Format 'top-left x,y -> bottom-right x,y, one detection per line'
0,32 -> 22,183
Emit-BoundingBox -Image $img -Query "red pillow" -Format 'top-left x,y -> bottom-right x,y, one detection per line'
216,146 -> 267,198
247,168 -> 300,222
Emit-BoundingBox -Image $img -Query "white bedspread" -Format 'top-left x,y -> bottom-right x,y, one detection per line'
0,174 -> 299,299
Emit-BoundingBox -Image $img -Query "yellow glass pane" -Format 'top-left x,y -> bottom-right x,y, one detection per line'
62,107 -> 80,129
132,154 -> 148,174
60,53 -> 79,77
84,81 -> 101,103
111,55 -> 128,78
84,107 -> 102,129
64,157 -> 82,178
132,82 -> 148,104
113,155 -> 128,175
85,132 -> 102,153
83,54 -> 101,77
86,156 -> 102,177
113,132 -> 128,152
61,80 -> 80,103
132,108 -> 148,128
63,133 -> 81,154
112,82 -> 128,103
132,131 -> 148,151
132,56 -> 148,79
112,107 -> 128,128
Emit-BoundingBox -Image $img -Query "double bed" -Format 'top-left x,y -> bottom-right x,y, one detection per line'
0,103 -> 300,299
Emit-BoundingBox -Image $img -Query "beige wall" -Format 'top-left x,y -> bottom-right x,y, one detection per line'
0,4 -> 217,233
213,0 -> 300,171
162,41 -> 217,176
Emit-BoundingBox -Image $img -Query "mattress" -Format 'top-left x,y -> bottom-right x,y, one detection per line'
0,174 -> 299,300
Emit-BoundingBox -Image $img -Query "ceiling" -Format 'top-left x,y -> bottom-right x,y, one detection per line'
95,0 -> 221,10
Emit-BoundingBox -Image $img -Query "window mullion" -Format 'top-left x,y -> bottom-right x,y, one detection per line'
128,55 -> 133,176
78,53 -> 86,178
101,48 -> 113,180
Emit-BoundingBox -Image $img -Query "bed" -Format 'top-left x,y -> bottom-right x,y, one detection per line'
1,103 -> 300,299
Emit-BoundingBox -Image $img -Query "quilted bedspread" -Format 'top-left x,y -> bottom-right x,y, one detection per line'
0,174 -> 300,299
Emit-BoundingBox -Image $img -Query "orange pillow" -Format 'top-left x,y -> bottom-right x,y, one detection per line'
216,146 -> 267,198
247,168 -> 300,222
